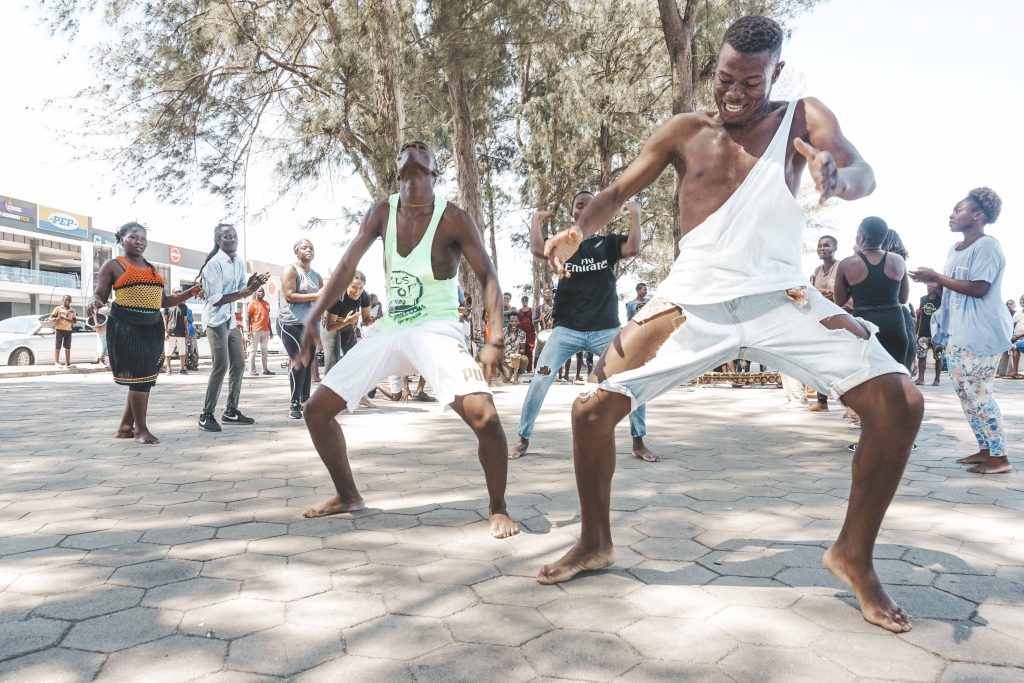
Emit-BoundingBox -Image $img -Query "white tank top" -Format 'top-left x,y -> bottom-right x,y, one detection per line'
656,100 -> 806,305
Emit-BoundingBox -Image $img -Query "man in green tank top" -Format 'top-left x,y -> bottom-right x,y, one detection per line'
295,140 -> 519,539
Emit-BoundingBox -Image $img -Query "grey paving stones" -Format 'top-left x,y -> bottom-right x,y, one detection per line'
1,376 -> 1023,681
343,614 -> 453,660
62,606 -> 179,652
110,559 -> 202,588
447,603 -> 551,646
227,623 -> 342,677
523,630 -> 640,681
34,586 -> 144,620
0,617 -> 69,660
286,589 -> 387,629
411,642 -> 535,682
0,647 -> 105,683
93,634 -> 226,683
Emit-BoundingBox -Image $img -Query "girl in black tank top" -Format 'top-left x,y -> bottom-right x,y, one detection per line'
835,218 -> 912,369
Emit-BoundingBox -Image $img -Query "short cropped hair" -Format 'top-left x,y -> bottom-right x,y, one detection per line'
858,216 -> 889,248
818,235 -> 838,247
723,16 -> 784,62
966,187 -> 1002,224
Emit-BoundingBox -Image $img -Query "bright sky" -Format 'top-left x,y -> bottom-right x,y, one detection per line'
2,0 -> 1022,307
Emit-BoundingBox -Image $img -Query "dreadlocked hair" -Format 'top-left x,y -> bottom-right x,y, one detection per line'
194,223 -> 233,290
723,16 -> 784,61
966,187 -> 1002,224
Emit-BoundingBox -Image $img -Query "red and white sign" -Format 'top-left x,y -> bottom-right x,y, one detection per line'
169,246 -> 181,263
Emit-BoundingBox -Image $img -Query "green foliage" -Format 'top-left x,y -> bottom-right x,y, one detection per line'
39,0 -> 824,290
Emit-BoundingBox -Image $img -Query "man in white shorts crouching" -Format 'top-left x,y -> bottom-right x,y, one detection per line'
295,140 -> 518,539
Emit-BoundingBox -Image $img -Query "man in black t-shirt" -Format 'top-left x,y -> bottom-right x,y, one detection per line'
510,192 -> 658,462
322,271 -> 372,374
915,283 -> 943,386
163,296 -> 191,375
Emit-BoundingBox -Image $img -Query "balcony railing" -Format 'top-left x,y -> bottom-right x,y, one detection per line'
0,265 -> 81,289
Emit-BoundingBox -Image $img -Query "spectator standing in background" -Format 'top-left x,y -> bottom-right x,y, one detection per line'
51,294 -> 76,367
247,287 -> 274,376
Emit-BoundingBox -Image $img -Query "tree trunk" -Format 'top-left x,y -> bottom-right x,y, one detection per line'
444,64 -> 488,343
657,0 -> 697,258
358,0 -> 405,196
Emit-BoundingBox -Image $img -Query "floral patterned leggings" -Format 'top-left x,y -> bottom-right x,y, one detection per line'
947,341 -> 1008,457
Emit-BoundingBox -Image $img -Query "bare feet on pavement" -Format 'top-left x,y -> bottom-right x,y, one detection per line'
823,545 -> 911,633
632,440 -> 660,463
303,495 -> 366,518
133,429 -> 159,444
956,450 -> 988,465
489,511 -> 520,539
966,456 -> 1012,474
537,542 -> 615,585
115,427 -> 134,439
509,437 -> 529,460
805,403 -> 829,412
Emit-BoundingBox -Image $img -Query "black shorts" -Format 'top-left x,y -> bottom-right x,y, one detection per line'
55,329 -> 72,349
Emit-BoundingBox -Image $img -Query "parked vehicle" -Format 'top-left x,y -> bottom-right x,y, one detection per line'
0,315 -> 100,366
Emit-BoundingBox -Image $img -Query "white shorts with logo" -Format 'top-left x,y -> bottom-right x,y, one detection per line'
164,336 -> 188,356
320,320 -> 490,413
600,288 -> 909,410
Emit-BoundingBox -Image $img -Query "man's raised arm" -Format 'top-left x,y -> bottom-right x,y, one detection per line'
295,201 -> 387,364
795,97 -> 875,203
546,115 -> 686,276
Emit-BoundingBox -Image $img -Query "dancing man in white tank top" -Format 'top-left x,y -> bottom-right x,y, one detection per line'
538,16 -> 922,634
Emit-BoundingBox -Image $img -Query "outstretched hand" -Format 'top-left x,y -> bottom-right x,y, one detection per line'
247,272 -> 271,292
909,267 -> 939,283
795,138 -> 841,203
544,227 -> 583,279
479,343 -> 502,382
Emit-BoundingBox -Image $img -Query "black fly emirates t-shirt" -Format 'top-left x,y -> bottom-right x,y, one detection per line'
552,233 -> 627,331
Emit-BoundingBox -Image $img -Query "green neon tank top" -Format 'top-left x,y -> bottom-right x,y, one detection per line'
378,193 -> 460,331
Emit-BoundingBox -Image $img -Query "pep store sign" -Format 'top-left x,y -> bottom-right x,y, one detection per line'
38,205 -> 90,239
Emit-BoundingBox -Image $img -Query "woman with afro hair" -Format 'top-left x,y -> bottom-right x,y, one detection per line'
911,188 -> 1013,474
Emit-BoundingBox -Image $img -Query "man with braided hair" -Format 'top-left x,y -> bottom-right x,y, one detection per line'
540,15 -> 923,634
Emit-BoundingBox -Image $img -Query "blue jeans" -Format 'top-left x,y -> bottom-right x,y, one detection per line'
518,325 -> 646,439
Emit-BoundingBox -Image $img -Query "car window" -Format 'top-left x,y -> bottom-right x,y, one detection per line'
72,320 -> 94,333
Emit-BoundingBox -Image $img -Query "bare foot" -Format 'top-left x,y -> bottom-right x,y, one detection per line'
537,542 -> 615,585
509,438 -> 529,460
115,427 -> 134,439
914,379 -> 924,386
823,545 -> 911,633
931,380 -> 940,386
805,403 -> 829,412
302,494 -> 366,518
133,429 -> 160,445
632,443 -> 661,463
489,511 -> 519,539
966,456 -> 1012,474
956,451 -> 988,465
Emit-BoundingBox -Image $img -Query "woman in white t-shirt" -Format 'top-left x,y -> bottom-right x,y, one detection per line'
911,187 -> 1012,474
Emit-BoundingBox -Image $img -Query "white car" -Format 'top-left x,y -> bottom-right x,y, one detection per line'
0,315 -> 100,366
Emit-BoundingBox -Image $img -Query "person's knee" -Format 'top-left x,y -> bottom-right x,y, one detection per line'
303,392 -> 342,425
462,399 -> 501,434
572,389 -> 628,430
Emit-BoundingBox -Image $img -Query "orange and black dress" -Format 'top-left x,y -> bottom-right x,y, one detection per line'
108,257 -> 165,392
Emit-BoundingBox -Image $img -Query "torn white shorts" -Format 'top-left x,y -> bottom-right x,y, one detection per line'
320,320 -> 490,413
600,288 -> 909,410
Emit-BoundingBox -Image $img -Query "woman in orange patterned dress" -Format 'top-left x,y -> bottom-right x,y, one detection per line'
88,223 -> 202,444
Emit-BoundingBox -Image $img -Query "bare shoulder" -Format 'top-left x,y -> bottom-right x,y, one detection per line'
800,96 -> 842,129
656,112 -> 707,144
439,201 -> 477,235
363,199 -> 391,235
